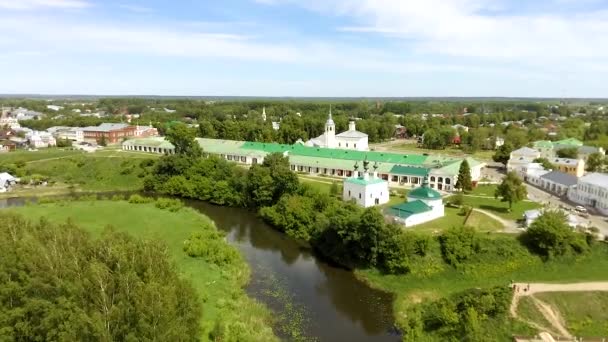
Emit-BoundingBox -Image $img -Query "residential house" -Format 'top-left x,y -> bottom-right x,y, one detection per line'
522,163 -> 550,187
46,105 -> 64,111
507,147 -> 541,175
576,145 -> 605,160
451,124 -> 469,132
47,126 -> 84,142
549,157 -> 585,177
134,125 -> 159,138
26,131 -> 56,148
568,173 -> 608,216
532,140 -> 554,158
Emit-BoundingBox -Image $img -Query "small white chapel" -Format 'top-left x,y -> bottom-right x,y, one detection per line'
306,108 -> 369,151
342,159 -> 389,207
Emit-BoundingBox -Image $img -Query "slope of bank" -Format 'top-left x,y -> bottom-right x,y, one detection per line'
6,199 -> 278,341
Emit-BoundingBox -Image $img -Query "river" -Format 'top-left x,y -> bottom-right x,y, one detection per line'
1,196 -> 398,341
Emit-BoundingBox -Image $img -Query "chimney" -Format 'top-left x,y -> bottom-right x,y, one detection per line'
349,121 -> 356,131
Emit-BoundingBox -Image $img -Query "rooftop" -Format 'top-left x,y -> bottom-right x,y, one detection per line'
512,147 -> 541,156
344,175 -> 386,186
579,172 -> 608,188
82,123 -> 130,132
551,157 -> 580,165
123,137 -> 174,149
408,177 -> 442,200
540,170 -> 578,187
336,130 -> 368,138
388,200 -> 432,218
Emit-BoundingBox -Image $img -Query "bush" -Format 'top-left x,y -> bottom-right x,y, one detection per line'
155,197 -> 184,212
521,210 -> 590,259
439,226 -> 480,268
183,228 -> 242,266
128,194 -> 154,204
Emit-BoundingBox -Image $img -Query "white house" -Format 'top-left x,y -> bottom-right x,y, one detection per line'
568,173 -> 608,216
523,163 -> 550,187
342,160 -> 389,207
306,110 -> 369,151
388,176 -> 445,227
523,209 -> 584,228
0,172 -> 18,192
507,147 -> 541,175
46,105 -> 64,111
48,126 -> 84,142
26,131 -> 56,148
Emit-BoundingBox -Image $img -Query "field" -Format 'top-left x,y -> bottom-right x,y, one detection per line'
461,195 -> 541,220
520,292 -> 608,337
6,200 -> 276,340
0,148 -> 157,195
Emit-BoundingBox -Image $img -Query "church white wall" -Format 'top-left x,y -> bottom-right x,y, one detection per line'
343,180 -> 389,207
404,209 -> 444,226
336,137 -> 368,151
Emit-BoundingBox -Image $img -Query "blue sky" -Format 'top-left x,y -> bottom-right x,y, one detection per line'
0,0 -> 607,97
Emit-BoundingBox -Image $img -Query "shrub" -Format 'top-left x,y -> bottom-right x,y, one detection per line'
155,197 -> 184,212
183,228 -> 242,266
128,194 -> 154,204
439,226 -> 480,268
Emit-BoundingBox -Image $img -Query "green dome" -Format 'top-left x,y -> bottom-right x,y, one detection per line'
408,176 -> 442,200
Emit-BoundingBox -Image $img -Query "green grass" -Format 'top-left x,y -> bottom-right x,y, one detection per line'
299,176 -> 334,194
0,148 -> 83,163
517,297 -> 555,332
468,184 -> 498,196
535,292 -> 608,337
379,142 -> 496,161
405,206 -> 504,233
461,195 -> 542,221
6,200 -> 276,340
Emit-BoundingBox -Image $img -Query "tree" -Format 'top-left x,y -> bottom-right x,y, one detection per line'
165,122 -> 201,156
533,157 -> 554,170
494,171 -> 527,210
329,181 -> 340,196
556,147 -> 578,159
56,138 -> 72,147
0,212 -> 201,341
455,160 -> 473,192
492,142 -> 513,166
262,153 -> 299,202
521,210 -> 589,258
586,152 -> 605,172
98,135 -> 107,147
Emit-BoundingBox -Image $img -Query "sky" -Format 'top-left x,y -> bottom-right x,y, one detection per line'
0,0 -> 607,97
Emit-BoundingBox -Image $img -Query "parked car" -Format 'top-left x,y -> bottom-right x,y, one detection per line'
575,206 -> 587,213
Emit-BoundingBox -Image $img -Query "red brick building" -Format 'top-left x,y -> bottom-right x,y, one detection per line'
82,123 -> 136,144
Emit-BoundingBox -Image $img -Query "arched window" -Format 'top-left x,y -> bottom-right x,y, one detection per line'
431,176 -> 436,182
445,178 -> 451,185
438,177 -> 443,183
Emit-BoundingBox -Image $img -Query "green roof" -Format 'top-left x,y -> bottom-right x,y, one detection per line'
388,200 -> 431,218
553,138 -> 583,147
408,181 -> 442,200
196,138 -> 267,156
123,137 -> 174,149
434,158 -> 483,175
344,176 -> 386,186
533,140 -> 554,149
390,165 -> 429,176
241,141 -> 429,165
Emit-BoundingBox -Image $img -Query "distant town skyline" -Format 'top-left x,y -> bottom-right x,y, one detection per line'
1,0 -> 607,97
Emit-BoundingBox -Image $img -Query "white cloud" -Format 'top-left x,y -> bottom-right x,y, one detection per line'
0,0 -> 90,10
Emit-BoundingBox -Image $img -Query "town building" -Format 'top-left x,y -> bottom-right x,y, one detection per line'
507,147 -> 541,174
387,176 -> 445,226
122,137 -> 175,154
523,209 -> 583,228
522,163 -> 550,186
82,123 -> 136,144
568,173 -> 608,216
134,124 -> 159,138
549,157 -> 585,177
124,137 -> 486,192
305,111 -> 369,151
532,139 -> 604,160
342,159 -> 389,207
537,170 -> 578,196
46,105 -> 64,111
47,126 -> 84,142
26,131 -> 56,148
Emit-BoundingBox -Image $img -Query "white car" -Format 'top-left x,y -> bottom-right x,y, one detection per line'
575,206 -> 587,213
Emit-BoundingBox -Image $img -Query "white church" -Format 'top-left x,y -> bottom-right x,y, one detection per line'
306,109 -> 369,151
388,176 -> 445,227
342,159 -> 389,207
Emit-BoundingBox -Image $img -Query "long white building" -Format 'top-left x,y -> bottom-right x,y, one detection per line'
568,173 -> 608,216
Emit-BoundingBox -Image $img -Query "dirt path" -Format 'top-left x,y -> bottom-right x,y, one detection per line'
510,282 -> 608,338
471,208 -> 518,232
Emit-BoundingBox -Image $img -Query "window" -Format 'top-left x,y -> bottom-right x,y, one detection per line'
346,143 -> 349,148
359,193 -> 361,199
445,178 -> 451,185
438,177 -> 443,183
339,143 -> 341,147
431,176 -> 436,182
354,143 -> 357,148
375,198 -> 379,205
349,190 -> 351,197
392,175 -> 399,182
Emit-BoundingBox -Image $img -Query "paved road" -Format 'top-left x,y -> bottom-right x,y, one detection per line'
525,184 -> 608,238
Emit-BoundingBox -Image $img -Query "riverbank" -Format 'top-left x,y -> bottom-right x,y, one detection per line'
355,238 -> 608,339
5,199 -> 278,341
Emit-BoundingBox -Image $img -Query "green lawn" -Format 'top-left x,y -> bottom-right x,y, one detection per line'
6,200 -> 275,340
461,195 -> 542,221
299,176 -> 335,194
535,292 -> 608,337
468,184 -> 498,196
379,143 -> 496,161
0,148 -> 83,163
404,206 -> 504,233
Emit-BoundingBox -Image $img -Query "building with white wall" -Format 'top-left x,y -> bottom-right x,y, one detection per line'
507,147 -> 541,173
26,131 -> 56,148
388,176 -> 445,227
306,110 -> 369,151
568,173 -> 608,216
48,126 -> 84,142
342,160 -> 389,207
